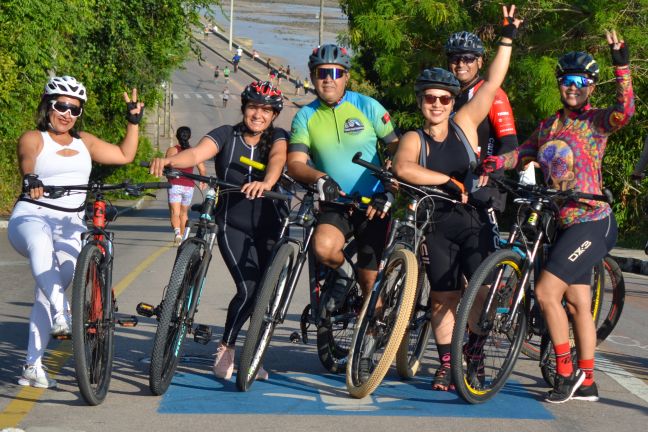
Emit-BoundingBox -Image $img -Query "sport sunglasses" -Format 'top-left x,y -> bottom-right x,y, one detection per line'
423,94 -> 454,105
449,55 -> 478,65
558,75 -> 594,89
50,100 -> 83,118
316,68 -> 346,80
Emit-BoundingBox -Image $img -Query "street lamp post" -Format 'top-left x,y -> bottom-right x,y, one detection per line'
228,0 -> 234,51
319,0 -> 324,45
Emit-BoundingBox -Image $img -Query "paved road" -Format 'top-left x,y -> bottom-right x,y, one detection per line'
1,31 -> 647,432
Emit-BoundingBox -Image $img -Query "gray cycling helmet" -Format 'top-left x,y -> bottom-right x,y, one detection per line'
445,31 -> 485,56
44,76 -> 87,102
556,51 -> 600,81
308,44 -> 351,71
414,68 -> 461,96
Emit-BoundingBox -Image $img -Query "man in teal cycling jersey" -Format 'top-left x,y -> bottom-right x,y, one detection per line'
287,43 -> 399,306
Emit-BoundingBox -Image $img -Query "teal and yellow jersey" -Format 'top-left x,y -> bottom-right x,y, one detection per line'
289,90 -> 397,196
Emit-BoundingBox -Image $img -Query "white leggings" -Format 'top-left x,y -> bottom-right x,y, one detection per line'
8,202 -> 85,366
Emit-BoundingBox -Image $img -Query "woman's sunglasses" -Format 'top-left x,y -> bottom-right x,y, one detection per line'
316,68 -> 346,80
558,75 -> 594,89
449,55 -> 478,65
50,100 -> 83,118
423,94 -> 454,105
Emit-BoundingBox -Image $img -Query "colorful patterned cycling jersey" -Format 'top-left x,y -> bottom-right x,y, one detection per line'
289,90 -> 398,196
500,68 -> 634,227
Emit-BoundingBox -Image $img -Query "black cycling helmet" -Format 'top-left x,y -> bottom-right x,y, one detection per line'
414,68 -> 461,96
556,51 -> 600,81
308,44 -> 351,71
445,31 -> 485,56
241,81 -> 284,112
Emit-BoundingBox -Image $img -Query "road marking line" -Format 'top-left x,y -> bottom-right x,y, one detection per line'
195,94 -> 202,99
597,352 -> 648,403
0,244 -> 172,428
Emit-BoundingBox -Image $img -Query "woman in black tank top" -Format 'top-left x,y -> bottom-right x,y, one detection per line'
392,7 -> 521,391
149,81 -> 288,381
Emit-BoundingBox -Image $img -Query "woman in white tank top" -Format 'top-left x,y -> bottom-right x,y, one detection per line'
7,75 -> 144,389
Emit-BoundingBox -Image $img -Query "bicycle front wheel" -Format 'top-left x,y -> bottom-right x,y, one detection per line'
149,242 -> 202,396
237,242 -> 297,391
72,244 -> 115,406
396,262 -> 432,379
346,249 -> 418,398
451,249 -> 528,404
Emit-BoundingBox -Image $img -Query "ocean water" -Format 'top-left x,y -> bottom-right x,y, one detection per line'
204,2 -> 348,78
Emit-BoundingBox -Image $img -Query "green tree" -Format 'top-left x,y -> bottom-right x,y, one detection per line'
340,0 -> 648,237
0,0 -> 216,214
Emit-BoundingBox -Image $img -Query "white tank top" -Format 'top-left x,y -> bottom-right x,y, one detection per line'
32,131 -> 92,208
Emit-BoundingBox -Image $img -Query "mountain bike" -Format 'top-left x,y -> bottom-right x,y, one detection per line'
236,172 -> 364,392
345,153 -> 464,398
42,181 -> 170,405
450,177 -> 615,404
136,167 -> 289,396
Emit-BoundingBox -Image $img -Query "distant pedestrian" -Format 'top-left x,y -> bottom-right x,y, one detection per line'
269,67 -> 278,85
214,65 -> 220,80
236,46 -> 243,57
286,65 -> 291,79
252,49 -> 259,61
294,76 -> 303,95
232,54 -> 241,72
277,66 -> 285,86
221,87 -> 230,108
224,66 -> 230,83
303,77 -> 310,94
204,27 -> 210,40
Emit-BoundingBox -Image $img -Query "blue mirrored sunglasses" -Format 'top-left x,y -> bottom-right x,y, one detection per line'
316,67 -> 346,80
558,75 -> 594,89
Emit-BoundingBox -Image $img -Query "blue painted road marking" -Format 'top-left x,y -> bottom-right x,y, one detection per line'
159,372 -> 553,419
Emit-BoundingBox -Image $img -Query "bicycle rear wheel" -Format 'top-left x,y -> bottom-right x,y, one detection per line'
596,256 -> 625,343
237,242 -> 297,391
451,249 -> 528,404
149,242 -> 202,396
346,249 -> 418,398
396,262 -> 432,379
72,244 -> 115,406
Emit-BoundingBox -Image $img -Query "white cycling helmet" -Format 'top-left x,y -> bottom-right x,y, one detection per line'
44,76 -> 87,102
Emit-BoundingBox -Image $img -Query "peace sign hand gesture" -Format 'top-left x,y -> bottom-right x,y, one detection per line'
606,30 -> 629,67
501,5 -> 524,41
124,88 -> 145,125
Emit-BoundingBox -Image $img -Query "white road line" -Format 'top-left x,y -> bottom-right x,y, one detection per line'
184,94 -> 191,99
597,352 -> 648,403
195,93 -> 202,98
173,94 -> 178,100
207,94 -> 214,99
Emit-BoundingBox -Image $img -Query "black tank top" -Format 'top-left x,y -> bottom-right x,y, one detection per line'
205,125 -> 290,230
422,128 -> 471,181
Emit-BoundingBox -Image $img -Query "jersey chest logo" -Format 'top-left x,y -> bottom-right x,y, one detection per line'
343,118 -> 364,134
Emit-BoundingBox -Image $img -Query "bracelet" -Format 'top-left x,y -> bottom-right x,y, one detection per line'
498,40 -> 513,47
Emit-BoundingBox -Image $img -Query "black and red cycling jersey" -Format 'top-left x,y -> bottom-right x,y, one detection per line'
454,77 -> 518,212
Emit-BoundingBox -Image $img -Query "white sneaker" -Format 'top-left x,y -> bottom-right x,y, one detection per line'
174,234 -> 182,246
256,365 -> 269,381
18,364 -> 57,389
51,314 -> 71,339
213,345 -> 235,380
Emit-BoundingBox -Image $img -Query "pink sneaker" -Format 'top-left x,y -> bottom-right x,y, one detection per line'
213,345 -> 235,379
256,365 -> 269,381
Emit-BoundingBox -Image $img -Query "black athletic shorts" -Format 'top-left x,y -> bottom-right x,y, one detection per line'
317,203 -> 390,271
545,215 -> 617,285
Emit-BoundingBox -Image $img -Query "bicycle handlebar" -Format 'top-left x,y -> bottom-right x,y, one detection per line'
40,181 -> 171,199
493,176 -> 611,203
141,161 -> 290,201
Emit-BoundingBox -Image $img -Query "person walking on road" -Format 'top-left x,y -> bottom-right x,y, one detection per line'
221,87 -> 230,108
8,76 -> 144,389
223,66 -> 230,83
149,81 -> 288,382
214,65 -> 220,81
165,126 -> 207,245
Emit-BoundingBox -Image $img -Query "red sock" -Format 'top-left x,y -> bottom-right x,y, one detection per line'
578,358 -> 595,386
554,342 -> 573,377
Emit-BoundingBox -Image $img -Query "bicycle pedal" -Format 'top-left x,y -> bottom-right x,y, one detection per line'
289,331 -> 302,344
118,316 -> 138,327
136,302 -> 158,318
193,324 -> 212,345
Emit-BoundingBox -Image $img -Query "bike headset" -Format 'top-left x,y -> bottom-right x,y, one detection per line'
556,51 -> 600,113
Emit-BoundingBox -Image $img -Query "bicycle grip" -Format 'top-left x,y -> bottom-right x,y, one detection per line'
138,182 -> 172,189
240,156 -> 266,171
262,190 -> 291,201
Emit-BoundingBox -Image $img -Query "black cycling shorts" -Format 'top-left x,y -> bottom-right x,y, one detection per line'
317,204 -> 390,271
545,215 -> 617,285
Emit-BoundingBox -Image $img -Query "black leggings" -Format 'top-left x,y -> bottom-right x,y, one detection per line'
217,223 -> 278,346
